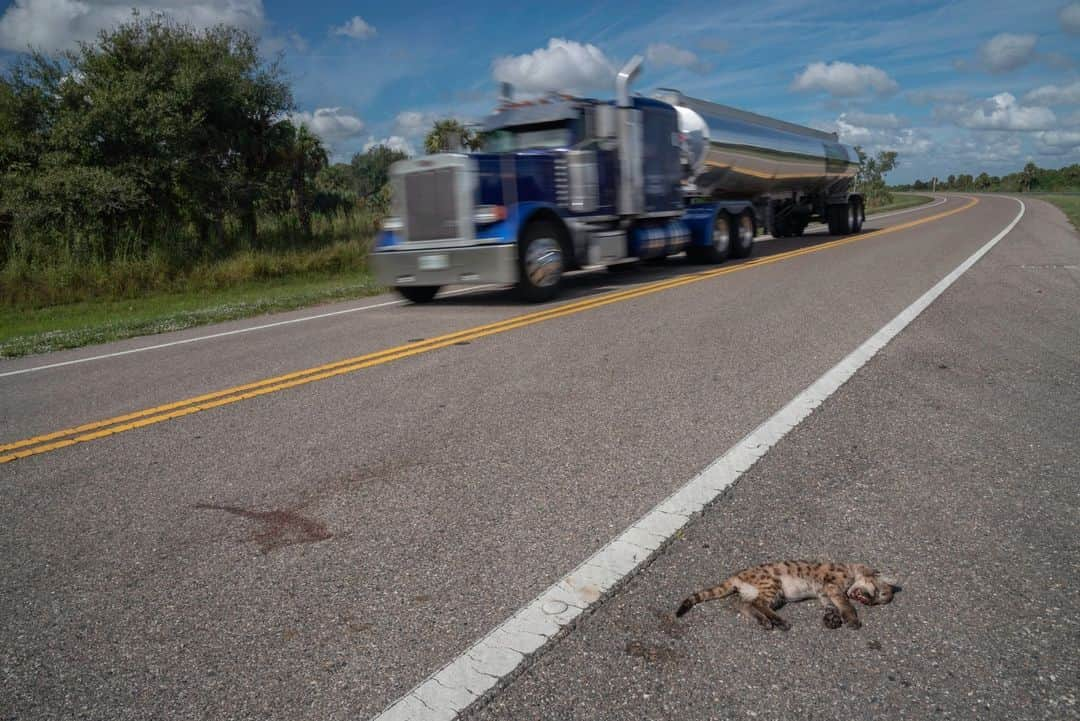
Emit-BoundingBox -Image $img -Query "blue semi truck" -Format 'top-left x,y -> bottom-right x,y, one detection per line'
371,56 -> 863,303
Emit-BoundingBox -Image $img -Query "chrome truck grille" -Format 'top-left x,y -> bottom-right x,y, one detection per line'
403,167 -> 460,242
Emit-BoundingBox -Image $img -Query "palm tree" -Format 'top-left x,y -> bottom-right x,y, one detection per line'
424,119 -> 481,154
1020,162 -> 1038,193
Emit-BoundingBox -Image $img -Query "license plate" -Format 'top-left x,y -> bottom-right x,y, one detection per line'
418,254 -> 449,271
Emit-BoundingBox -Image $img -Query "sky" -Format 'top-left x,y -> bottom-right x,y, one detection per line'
0,0 -> 1078,183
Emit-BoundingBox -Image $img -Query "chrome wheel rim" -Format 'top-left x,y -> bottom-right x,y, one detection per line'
524,237 -> 563,288
714,216 -> 731,253
738,215 -> 754,248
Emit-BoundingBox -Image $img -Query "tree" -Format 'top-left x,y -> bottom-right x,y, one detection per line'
424,119 -> 482,154
271,122 -> 328,238
351,144 -> 408,198
853,147 -> 898,207
1020,162 -> 1038,192
0,13 -> 294,262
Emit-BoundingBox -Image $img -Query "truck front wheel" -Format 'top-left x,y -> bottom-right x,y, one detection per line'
687,211 -> 731,264
517,221 -> 565,302
396,285 -> 441,303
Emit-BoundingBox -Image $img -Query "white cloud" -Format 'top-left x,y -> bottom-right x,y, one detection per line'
951,132 -> 1023,164
977,33 -> 1037,73
832,118 -> 934,157
942,93 -> 1057,131
393,110 -> 434,139
791,61 -> 898,97
0,0 -> 264,53
331,15 -> 375,40
1035,129 -> 1080,150
291,107 -> 365,146
646,43 -> 708,73
363,135 -> 415,156
1023,80 -> 1080,106
841,110 -> 904,129
1060,2 -> 1080,34
492,38 -> 615,94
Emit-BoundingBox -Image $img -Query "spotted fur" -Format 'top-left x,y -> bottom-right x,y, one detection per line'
675,561 -> 896,630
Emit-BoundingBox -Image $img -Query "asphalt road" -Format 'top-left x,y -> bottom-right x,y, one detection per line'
1,195 -> 1076,721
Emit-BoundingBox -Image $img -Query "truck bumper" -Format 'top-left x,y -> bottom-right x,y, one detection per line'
371,244 -> 518,287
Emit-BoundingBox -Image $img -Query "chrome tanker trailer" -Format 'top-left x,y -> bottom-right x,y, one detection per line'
371,56 -> 864,302
657,89 -> 862,239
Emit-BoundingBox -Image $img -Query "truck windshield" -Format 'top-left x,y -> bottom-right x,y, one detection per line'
483,124 -> 571,152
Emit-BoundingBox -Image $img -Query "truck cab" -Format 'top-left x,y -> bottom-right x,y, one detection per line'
371,57 -> 698,302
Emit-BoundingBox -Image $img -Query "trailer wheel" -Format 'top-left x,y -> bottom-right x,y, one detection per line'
516,220 -> 565,302
827,203 -> 850,235
396,285 -> 441,303
849,198 -> 863,233
730,211 -> 755,258
688,211 -> 731,264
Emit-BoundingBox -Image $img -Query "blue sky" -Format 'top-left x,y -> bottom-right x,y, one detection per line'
1,0 -> 1078,182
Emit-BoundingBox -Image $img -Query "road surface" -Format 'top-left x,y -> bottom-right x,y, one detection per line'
2,194 -> 1077,721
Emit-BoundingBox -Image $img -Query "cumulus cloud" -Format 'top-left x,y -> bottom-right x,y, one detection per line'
393,110 -> 434,139
1023,80 -> 1080,106
0,0 -> 264,53
331,15 -> 375,40
841,110 -> 904,129
1035,129 -> 1080,152
791,61 -> 898,97
646,43 -> 708,73
836,121 -> 933,156
977,33 -> 1038,73
939,92 -> 1057,131
492,38 -> 615,94
291,107 -> 365,147
363,135 -> 415,156
951,132 -> 1023,164
1060,2 -> 1080,34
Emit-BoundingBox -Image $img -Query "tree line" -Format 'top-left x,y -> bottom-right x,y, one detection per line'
895,162 -> 1080,193
0,15 -> 471,299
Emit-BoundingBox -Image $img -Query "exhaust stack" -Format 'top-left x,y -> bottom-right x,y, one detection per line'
616,55 -> 644,215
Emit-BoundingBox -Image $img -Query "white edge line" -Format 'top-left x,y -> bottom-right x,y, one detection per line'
2,196 -> 948,380
0,285 -> 495,379
371,196 -> 1025,721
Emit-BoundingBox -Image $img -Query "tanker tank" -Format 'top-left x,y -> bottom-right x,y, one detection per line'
655,89 -> 860,200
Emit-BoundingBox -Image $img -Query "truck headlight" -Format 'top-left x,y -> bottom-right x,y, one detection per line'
474,205 -> 506,224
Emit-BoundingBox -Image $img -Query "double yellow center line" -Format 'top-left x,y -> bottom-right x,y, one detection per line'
1,197 -> 978,465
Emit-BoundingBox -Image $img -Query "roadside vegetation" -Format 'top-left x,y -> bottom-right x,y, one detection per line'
865,193 -> 933,214
1034,194 -> 1080,232
895,162 -> 1080,193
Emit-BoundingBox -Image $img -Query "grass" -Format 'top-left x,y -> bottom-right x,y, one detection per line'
0,268 -> 381,358
866,193 -> 934,214
1033,194 -> 1080,232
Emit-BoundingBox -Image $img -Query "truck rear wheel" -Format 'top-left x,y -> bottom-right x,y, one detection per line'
687,211 -> 731,264
396,285 -> 441,303
849,198 -> 864,233
730,211 -> 755,258
517,220 -> 565,302
827,203 -> 850,235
